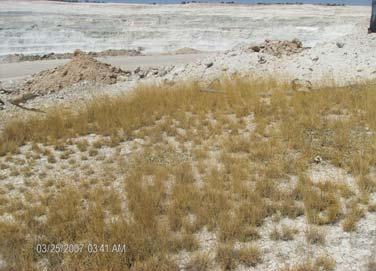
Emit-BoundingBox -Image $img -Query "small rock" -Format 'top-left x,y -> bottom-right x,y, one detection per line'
313,155 -> 323,164
291,38 -> 303,48
150,69 -> 159,76
158,69 -> 168,77
9,93 -> 38,105
73,49 -> 84,57
336,42 -> 345,48
291,78 -> 313,92
258,56 -> 267,64
206,62 -> 214,68
0,88 -> 12,94
312,57 -> 319,62
134,67 -> 141,74
251,45 -> 261,52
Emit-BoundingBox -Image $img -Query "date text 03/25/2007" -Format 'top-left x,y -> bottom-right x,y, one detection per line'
35,243 -> 127,254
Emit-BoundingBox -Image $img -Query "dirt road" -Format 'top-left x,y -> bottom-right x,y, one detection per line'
0,53 -> 212,81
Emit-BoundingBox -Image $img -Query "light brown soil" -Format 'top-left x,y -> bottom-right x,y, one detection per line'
21,50 -> 127,96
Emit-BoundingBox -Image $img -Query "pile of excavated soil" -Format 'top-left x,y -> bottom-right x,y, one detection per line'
174,47 -> 203,55
21,50 -> 127,96
1,49 -> 142,63
249,39 -> 304,57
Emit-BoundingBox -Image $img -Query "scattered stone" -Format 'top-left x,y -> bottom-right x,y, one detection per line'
313,155 -> 323,164
206,62 -> 214,68
250,39 -> 304,57
150,68 -> 159,75
291,78 -> 313,92
291,38 -> 303,47
336,42 -> 345,48
158,69 -> 168,77
9,93 -> 38,105
258,55 -> 267,64
138,71 -> 146,79
0,98 -> 4,110
0,88 -> 11,94
312,56 -> 319,62
134,67 -> 141,74
250,45 -> 261,52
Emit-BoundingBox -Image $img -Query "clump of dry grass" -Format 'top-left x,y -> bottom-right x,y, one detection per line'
216,244 -> 262,270
281,256 -> 335,271
0,77 -> 375,270
186,252 -> 212,271
295,176 -> 343,225
342,202 -> 365,232
305,227 -> 326,245
270,225 -> 299,241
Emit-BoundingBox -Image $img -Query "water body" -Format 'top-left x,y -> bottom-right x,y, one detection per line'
80,0 -> 370,6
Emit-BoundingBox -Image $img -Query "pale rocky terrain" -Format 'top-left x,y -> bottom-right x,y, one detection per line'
0,2 -> 375,271
1,14 -> 376,120
0,1 -> 369,56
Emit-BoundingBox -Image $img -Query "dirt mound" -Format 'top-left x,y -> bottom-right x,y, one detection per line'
2,48 -> 142,63
21,50 -> 127,96
174,47 -> 203,55
250,39 -> 304,57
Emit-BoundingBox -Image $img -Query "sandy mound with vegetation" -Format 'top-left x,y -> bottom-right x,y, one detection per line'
21,50 -> 127,96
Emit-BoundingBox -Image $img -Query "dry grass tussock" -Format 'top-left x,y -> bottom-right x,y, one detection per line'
0,76 -> 375,270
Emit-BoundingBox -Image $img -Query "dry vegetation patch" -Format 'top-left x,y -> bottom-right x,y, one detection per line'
0,77 -> 375,270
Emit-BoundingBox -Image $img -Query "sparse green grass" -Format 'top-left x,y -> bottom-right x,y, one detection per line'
0,77 -> 375,270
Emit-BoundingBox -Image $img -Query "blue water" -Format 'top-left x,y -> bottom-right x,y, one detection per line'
80,0 -> 371,6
